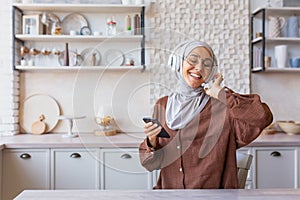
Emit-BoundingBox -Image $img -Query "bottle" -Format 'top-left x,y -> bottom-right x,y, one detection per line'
134,14 -> 140,35
125,15 -> 131,32
106,17 -> 117,36
64,43 -> 69,66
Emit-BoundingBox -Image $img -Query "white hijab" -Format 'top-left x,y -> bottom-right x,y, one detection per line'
166,40 -> 218,130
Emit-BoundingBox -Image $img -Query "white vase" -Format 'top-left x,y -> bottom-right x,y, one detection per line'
274,45 -> 288,68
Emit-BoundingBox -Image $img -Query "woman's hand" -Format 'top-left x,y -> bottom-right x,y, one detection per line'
144,122 -> 162,148
204,73 -> 223,99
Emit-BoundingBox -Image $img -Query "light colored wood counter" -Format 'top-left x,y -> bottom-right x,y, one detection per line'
14,189 -> 300,200
0,132 -> 300,149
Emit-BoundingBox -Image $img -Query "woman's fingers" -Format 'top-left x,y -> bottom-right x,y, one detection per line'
144,122 -> 161,138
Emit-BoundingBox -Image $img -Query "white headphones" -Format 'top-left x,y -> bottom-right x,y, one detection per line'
168,41 -> 218,84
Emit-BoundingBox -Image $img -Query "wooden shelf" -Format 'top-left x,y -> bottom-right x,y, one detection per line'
13,3 -> 145,13
265,67 -> 300,72
252,37 -> 300,44
15,65 -> 144,71
252,7 -> 300,17
15,35 -> 143,42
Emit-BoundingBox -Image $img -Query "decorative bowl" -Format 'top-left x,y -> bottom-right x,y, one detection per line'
277,121 -> 300,135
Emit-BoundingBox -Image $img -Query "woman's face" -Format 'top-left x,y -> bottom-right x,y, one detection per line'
182,46 -> 213,88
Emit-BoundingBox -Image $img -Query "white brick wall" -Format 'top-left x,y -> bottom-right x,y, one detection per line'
0,0 -> 19,136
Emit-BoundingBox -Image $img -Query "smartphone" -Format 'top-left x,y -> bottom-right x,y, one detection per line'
142,117 -> 170,138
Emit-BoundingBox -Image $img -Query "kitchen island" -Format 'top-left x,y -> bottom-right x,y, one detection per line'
14,188 -> 300,200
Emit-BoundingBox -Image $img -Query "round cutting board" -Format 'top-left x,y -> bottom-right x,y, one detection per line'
20,94 -> 60,134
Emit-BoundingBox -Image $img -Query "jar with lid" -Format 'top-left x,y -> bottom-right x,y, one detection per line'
106,17 -> 117,36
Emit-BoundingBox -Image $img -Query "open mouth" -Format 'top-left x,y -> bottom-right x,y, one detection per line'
189,72 -> 203,80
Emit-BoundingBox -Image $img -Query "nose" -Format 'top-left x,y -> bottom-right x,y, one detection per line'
194,62 -> 204,72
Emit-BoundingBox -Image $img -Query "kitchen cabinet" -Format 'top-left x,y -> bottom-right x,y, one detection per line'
2,149 -> 50,200
253,147 -> 298,189
51,148 -> 99,189
12,3 -> 145,71
250,7 -> 300,72
100,148 -> 153,190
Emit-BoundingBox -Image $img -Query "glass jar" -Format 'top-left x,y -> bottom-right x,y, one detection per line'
106,18 -> 117,36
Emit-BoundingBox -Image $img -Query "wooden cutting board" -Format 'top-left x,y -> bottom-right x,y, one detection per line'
31,115 -> 47,135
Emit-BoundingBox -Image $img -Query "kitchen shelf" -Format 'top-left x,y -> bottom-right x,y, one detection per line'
15,35 -> 143,42
13,3 -> 145,13
253,7 -> 300,17
251,37 -> 300,44
250,6 -> 300,72
15,65 -> 144,71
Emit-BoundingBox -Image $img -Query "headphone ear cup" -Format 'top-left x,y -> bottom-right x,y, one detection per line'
168,54 -> 177,70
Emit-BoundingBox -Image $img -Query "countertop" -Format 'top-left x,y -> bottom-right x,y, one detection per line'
1,132 -> 300,149
14,189 -> 300,200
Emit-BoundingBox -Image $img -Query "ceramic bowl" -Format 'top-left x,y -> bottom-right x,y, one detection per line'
289,58 -> 300,68
277,121 -> 300,135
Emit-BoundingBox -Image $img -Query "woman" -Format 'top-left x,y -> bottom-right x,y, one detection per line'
139,40 -> 273,189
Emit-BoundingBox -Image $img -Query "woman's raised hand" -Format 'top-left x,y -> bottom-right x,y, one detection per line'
204,72 -> 223,99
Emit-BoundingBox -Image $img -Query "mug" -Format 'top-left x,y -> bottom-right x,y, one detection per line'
274,45 -> 288,68
289,58 -> 300,68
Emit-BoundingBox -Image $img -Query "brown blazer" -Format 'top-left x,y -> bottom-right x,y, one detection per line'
139,88 -> 273,189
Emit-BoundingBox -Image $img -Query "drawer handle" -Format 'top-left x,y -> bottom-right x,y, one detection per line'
20,153 -> 31,159
70,153 -> 81,158
270,151 -> 281,157
121,154 -> 132,159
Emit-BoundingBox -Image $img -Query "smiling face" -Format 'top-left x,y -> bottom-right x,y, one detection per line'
182,46 -> 213,88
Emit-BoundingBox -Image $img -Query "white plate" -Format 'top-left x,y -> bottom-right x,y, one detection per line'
20,94 -> 60,133
81,47 -> 101,66
61,13 -> 88,35
103,49 -> 125,66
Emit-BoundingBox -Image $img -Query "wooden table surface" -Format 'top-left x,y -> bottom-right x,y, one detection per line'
15,189 -> 300,200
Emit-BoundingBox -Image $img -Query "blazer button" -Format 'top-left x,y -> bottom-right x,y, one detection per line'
179,167 -> 183,172
177,145 -> 180,149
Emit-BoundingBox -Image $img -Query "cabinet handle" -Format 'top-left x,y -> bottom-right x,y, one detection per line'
20,153 -> 31,159
120,153 -> 132,159
270,151 -> 281,157
70,153 -> 81,158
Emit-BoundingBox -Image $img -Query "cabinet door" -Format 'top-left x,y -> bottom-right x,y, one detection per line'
2,149 -> 50,200
254,147 -> 298,188
100,148 -> 152,190
51,148 -> 99,189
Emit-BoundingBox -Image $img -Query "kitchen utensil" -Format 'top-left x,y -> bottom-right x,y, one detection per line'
277,120 -> 300,135
31,114 -> 47,135
20,94 -> 60,133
